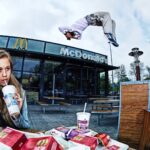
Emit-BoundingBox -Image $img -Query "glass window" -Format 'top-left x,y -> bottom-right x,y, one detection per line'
43,60 -> 64,97
43,74 -> 53,96
22,72 -> 40,90
43,73 -> 64,97
82,68 -> 88,80
0,36 -> 8,48
27,40 -> 44,52
44,61 -> 54,73
45,43 -> 64,55
66,67 -> 81,95
23,58 -> 40,72
44,60 -> 62,73
8,37 -> 44,52
8,37 -> 17,49
12,56 -> 23,71
8,37 -> 28,50
13,71 -> 22,82
99,72 -> 106,96
55,72 -> 64,97
86,68 -> 95,95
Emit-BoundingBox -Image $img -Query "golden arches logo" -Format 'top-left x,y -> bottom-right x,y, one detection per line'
13,38 -> 28,50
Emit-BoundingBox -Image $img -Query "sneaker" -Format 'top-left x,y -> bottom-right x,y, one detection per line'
105,33 -> 119,47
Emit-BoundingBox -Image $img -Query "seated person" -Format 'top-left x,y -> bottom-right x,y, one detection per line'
0,49 -> 30,129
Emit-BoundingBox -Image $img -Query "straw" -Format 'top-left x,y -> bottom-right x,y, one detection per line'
4,80 -> 7,86
66,128 -> 73,137
83,102 -> 87,112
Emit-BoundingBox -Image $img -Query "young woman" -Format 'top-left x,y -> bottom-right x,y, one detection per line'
0,49 -> 30,129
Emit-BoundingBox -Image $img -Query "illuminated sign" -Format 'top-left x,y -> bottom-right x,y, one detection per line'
60,47 -> 107,64
13,38 -> 28,50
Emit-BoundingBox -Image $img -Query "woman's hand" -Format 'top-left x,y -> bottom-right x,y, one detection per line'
15,93 -> 23,110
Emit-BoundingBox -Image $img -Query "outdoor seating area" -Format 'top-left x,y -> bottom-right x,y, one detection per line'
28,104 -> 119,137
27,103 -> 134,149
1,79 -> 150,149
25,81 -> 150,149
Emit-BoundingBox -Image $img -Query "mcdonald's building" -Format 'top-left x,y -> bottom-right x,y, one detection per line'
0,35 -> 118,103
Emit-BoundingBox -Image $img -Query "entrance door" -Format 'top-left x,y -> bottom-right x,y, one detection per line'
43,61 -> 64,97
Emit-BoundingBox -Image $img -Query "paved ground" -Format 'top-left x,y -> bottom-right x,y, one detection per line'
28,104 -> 119,139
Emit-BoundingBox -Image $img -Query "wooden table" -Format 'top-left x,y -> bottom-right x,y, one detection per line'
87,97 -> 109,104
107,95 -> 120,99
88,97 -> 109,101
93,99 -> 120,109
71,95 -> 87,104
91,99 -> 120,125
43,96 -> 64,105
94,99 -> 119,105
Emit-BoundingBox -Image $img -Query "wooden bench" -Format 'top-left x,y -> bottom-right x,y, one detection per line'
59,102 -> 71,113
36,101 -> 50,113
37,101 -> 71,113
91,99 -> 119,125
59,102 -> 71,106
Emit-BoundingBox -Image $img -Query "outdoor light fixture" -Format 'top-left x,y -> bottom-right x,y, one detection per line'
129,47 -> 143,81
108,42 -> 114,95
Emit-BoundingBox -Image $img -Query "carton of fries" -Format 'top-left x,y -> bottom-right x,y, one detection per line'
0,127 -> 63,150
21,136 -> 63,150
70,134 -> 98,150
0,127 -> 27,150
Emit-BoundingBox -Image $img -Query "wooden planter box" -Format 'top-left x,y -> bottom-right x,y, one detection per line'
118,81 -> 150,149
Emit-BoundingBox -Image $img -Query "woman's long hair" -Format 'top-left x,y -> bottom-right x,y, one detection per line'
0,49 -> 21,95
0,49 -> 22,127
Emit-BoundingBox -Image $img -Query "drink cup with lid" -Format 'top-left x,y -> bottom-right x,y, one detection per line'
2,85 -> 20,116
76,103 -> 91,130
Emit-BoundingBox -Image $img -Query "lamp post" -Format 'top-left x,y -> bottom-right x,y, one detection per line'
108,42 -> 114,95
129,47 -> 143,81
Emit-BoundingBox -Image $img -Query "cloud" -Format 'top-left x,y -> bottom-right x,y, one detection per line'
0,0 -> 149,78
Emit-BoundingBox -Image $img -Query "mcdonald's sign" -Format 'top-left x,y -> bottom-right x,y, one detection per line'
13,38 -> 28,50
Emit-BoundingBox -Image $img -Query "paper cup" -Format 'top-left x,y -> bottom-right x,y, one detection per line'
2,85 -> 20,116
76,112 -> 91,130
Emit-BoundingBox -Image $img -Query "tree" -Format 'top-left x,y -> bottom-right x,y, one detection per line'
144,66 -> 150,80
114,64 -> 130,94
114,64 -> 130,82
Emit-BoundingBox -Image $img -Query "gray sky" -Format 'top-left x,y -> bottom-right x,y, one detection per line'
0,0 -> 150,78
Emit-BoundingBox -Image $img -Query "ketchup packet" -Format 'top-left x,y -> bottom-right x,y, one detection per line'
94,133 -> 110,147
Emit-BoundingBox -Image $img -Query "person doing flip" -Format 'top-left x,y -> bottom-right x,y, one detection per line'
59,11 -> 119,47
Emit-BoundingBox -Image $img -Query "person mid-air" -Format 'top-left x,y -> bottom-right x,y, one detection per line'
59,11 -> 119,47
